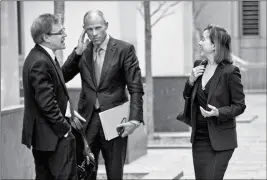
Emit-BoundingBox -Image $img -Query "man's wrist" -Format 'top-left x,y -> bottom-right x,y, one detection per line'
64,129 -> 71,137
215,110 -> 219,117
64,132 -> 69,137
130,120 -> 140,127
75,48 -> 83,55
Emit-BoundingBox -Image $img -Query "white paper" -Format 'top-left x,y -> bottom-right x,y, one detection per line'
99,101 -> 130,141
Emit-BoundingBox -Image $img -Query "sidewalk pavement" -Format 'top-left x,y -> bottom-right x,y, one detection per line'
97,93 -> 266,179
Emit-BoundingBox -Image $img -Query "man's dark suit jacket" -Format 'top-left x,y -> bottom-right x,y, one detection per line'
22,44 -> 80,151
62,37 -> 144,127
183,60 -> 246,151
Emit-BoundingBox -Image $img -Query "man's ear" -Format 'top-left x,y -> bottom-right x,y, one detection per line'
105,22 -> 109,30
42,34 -> 50,43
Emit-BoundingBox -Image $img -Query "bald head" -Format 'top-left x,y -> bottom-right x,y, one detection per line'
83,10 -> 107,25
83,10 -> 108,47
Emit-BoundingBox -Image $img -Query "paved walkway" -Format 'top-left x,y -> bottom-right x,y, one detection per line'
97,93 -> 266,179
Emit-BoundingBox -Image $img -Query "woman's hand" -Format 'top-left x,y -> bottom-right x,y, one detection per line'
200,104 -> 219,118
189,65 -> 205,85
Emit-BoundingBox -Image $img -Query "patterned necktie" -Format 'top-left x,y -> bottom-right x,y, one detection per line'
94,47 -> 102,86
94,48 -> 102,109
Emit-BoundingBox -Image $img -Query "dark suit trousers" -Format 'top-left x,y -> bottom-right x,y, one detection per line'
192,139 -> 234,180
32,133 -> 78,180
85,110 -> 128,180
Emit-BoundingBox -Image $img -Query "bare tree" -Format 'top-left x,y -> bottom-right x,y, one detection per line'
54,1 -> 65,65
192,1 -> 206,61
138,1 -> 180,141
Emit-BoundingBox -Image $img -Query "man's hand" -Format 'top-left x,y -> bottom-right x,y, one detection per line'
116,120 -> 139,138
75,28 -> 90,55
200,104 -> 219,118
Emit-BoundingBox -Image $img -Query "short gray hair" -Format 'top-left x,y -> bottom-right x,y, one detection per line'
83,10 -> 107,25
31,13 -> 61,44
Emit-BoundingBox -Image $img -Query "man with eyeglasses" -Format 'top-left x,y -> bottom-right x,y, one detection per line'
22,13 -> 87,180
62,10 -> 144,180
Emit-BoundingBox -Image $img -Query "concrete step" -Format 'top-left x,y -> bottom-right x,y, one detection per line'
148,144 -> 191,149
236,114 -> 258,123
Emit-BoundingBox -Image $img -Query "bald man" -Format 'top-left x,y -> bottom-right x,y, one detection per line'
62,10 -> 144,180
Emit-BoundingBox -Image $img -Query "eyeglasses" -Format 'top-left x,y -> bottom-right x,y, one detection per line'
47,28 -> 66,36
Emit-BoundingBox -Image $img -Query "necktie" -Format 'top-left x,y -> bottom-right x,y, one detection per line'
94,48 -> 102,109
54,57 -> 61,68
94,48 -> 102,86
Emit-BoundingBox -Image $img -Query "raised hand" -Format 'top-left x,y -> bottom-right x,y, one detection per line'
75,28 -> 90,55
189,65 -> 205,85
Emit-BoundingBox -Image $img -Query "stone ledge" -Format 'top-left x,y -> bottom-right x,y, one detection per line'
97,172 -> 148,179
154,131 -> 191,138
236,114 -> 258,123
141,170 -> 184,179
148,144 -> 191,149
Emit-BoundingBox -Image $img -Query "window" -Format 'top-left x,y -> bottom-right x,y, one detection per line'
242,1 -> 259,35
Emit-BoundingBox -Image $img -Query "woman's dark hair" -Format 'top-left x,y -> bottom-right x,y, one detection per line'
204,24 -> 233,64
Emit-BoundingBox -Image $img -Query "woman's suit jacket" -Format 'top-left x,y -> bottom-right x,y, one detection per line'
183,60 -> 246,151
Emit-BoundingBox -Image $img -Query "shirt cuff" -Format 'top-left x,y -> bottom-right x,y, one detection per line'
64,132 -> 69,137
65,101 -> 71,118
130,120 -> 140,127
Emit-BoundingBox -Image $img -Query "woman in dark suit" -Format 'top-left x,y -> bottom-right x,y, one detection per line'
182,24 -> 246,179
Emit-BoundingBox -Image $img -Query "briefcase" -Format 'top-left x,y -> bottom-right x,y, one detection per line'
70,117 -> 96,180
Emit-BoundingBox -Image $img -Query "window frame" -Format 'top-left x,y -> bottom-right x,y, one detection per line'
240,0 -> 260,37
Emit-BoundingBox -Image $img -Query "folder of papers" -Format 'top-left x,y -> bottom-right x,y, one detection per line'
99,101 -> 130,141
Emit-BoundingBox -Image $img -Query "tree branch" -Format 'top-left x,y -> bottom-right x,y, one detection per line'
137,4 -> 144,19
152,11 -> 175,27
151,1 -> 166,17
194,2 -> 206,19
151,1 -> 180,27
168,1 -> 180,8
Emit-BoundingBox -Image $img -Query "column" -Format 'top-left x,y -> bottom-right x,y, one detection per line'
231,1 -> 240,56
1,1 -> 20,109
183,1 -> 193,75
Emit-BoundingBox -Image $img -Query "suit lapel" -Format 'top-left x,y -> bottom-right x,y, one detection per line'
35,45 -> 70,98
190,79 -> 200,130
207,63 -> 225,103
53,62 -> 70,98
191,78 -> 200,108
98,38 -> 116,88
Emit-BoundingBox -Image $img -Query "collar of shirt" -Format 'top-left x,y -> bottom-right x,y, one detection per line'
39,44 -> 56,61
93,34 -> 110,52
